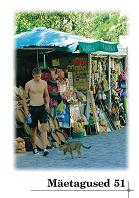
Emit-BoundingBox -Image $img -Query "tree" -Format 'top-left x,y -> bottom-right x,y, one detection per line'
15,11 -> 128,43
92,11 -> 128,42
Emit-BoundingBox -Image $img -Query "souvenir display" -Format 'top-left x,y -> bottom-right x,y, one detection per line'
89,56 -> 127,132
14,53 -> 127,150
110,57 -> 127,129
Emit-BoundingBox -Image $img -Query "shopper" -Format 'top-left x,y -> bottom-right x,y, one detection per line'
23,67 -> 50,156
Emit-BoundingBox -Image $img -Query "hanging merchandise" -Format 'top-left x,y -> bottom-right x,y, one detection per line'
93,60 -> 98,72
56,103 -> 70,128
80,114 -> 88,126
56,101 -> 65,114
110,57 -> 128,124
102,74 -> 109,91
103,59 -> 107,71
56,69 -> 71,102
111,102 -> 121,130
41,68 -> 61,110
117,63 -> 121,76
91,57 -> 109,93
57,79 -> 68,95
50,68 -> 58,80
99,117 -> 109,132
49,98 -> 58,107
70,104 -> 81,126
90,73 -> 95,93
41,70 -> 52,81
98,109 -> 111,132
119,80 -> 126,89
94,72 -> 99,82
75,90 -> 87,103
90,55 -> 124,133
113,72 -> 118,83
119,103 -> 126,126
98,61 -> 103,82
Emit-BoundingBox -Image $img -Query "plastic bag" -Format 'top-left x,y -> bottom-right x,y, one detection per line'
56,101 -> 65,112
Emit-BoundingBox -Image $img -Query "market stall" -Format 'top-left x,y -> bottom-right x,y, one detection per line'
88,46 -> 128,132
14,27 -> 127,148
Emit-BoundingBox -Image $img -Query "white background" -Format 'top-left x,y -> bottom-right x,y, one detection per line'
0,0 -> 139,197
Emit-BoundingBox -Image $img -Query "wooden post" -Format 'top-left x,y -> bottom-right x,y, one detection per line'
89,90 -> 100,133
88,54 -> 100,133
124,54 -> 128,119
108,56 -> 112,110
88,54 -> 92,89
85,54 -> 92,121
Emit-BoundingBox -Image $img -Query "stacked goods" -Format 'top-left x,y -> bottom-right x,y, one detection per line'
99,117 -> 109,132
14,86 -> 24,107
73,122 -> 86,133
71,103 -> 88,138
14,86 -> 31,150
72,121 -> 86,138
24,123 -> 44,150
47,115 -> 68,146
14,137 -> 26,153
14,86 -> 30,108
14,86 -> 25,123
15,108 -> 25,124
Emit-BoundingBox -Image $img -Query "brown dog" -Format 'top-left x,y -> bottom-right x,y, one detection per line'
59,141 -> 91,159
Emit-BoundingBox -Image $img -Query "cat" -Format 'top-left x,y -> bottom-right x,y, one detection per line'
59,141 -> 91,159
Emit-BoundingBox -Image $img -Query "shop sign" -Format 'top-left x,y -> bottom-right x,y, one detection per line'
72,57 -> 89,90
79,41 -> 118,53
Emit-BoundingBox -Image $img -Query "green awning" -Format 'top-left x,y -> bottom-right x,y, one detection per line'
79,41 -> 118,53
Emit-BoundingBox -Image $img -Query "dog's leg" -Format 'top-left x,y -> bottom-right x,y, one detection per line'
61,151 -> 66,160
70,150 -> 74,159
78,150 -> 81,158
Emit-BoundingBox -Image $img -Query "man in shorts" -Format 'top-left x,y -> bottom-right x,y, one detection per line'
23,67 -> 50,156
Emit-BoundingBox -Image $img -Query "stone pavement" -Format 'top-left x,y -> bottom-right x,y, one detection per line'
15,127 -> 127,170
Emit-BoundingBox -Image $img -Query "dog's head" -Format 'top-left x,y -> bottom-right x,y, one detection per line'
59,144 -> 64,150
59,143 -> 68,151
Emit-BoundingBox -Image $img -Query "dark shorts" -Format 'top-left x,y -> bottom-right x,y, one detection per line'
29,104 -> 48,128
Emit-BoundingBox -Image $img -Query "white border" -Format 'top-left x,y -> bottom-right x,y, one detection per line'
0,0 -> 139,197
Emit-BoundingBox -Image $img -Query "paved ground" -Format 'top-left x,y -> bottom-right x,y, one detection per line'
15,127 -> 127,170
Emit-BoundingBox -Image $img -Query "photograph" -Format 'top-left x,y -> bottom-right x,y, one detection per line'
1,1 -> 139,198
14,10 -> 128,170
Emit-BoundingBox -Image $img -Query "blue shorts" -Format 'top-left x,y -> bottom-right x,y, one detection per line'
29,104 -> 48,128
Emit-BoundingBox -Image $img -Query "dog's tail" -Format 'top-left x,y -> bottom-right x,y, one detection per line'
82,144 -> 91,149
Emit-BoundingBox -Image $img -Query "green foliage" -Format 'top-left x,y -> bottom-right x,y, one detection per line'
92,11 -> 128,42
15,11 -> 128,43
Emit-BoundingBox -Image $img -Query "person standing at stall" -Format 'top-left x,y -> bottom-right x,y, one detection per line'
23,67 -> 50,156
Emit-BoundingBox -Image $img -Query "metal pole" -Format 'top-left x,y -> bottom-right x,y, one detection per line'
36,49 -> 39,67
43,53 -> 46,68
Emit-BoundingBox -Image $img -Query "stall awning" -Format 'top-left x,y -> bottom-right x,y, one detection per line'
79,41 -> 118,53
15,27 -> 118,53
